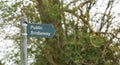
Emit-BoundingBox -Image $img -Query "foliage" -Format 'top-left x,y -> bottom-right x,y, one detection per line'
0,0 -> 120,65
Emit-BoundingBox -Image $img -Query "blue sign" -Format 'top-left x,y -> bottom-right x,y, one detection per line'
27,24 -> 55,38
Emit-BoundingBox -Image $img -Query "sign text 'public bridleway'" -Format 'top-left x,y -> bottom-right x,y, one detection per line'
27,24 -> 55,38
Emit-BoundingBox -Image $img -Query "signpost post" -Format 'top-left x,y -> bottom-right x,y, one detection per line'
20,19 -> 55,65
21,18 -> 28,65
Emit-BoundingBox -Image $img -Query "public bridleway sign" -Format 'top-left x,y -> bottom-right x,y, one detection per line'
20,18 -> 55,65
27,24 -> 55,38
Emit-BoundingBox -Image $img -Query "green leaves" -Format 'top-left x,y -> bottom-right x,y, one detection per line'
90,35 -> 104,47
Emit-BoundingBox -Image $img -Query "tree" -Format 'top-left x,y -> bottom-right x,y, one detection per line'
0,0 -> 120,65
0,61 -> 4,65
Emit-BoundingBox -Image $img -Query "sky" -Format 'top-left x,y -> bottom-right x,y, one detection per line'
0,0 -> 120,65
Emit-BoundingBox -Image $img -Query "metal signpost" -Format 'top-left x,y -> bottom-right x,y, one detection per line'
21,19 -> 28,65
20,19 -> 55,65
